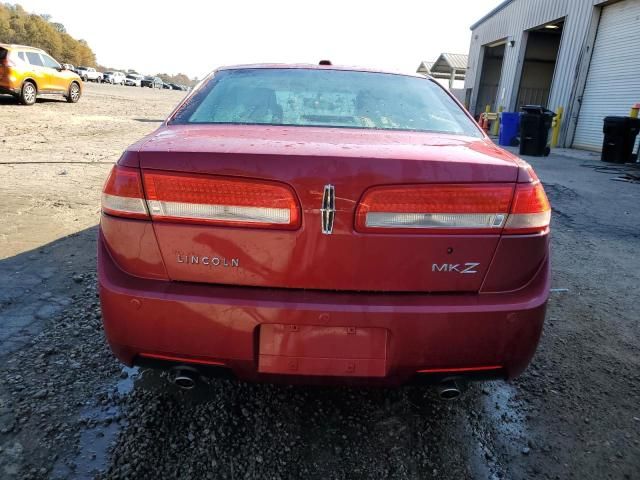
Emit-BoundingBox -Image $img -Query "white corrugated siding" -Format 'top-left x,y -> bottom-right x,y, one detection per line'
573,0 -> 640,151
466,0 -> 608,145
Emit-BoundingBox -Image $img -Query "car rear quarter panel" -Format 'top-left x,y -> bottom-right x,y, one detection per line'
100,214 -> 168,280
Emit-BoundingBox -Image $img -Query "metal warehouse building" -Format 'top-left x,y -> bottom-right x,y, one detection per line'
465,0 -> 640,150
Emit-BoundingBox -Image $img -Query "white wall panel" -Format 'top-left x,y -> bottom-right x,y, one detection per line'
573,0 -> 640,151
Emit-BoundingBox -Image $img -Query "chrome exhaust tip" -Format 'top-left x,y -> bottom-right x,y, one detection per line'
437,380 -> 463,400
170,366 -> 198,390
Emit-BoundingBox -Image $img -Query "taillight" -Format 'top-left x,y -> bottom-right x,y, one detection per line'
1,52 -> 16,68
355,181 -> 550,235
503,181 -> 551,234
142,171 -> 300,229
355,184 -> 514,234
101,166 -> 149,219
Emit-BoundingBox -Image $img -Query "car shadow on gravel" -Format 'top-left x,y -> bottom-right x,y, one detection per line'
0,226 -> 99,357
132,118 -> 164,123
0,95 -> 67,106
0,226 -> 120,480
0,94 -> 18,105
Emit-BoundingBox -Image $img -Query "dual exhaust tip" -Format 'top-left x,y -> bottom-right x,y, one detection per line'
436,379 -> 464,400
169,366 -> 198,390
169,365 -> 465,400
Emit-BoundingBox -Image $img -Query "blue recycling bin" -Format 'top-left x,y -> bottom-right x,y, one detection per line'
499,112 -> 520,146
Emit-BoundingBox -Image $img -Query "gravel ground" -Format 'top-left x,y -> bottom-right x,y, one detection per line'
0,85 -> 639,479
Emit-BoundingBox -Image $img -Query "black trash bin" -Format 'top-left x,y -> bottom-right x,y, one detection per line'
519,105 -> 556,157
601,116 -> 640,163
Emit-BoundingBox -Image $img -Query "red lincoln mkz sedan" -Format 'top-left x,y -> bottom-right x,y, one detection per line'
98,64 -> 550,397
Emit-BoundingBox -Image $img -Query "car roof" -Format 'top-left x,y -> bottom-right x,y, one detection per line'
0,43 -> 45,53
216,63 -> 427,80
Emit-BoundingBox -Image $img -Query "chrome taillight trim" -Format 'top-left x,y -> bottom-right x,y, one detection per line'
365,212 -> 507,229
146,200 -> 291,224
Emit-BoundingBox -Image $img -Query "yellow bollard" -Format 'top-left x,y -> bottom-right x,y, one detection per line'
491,106 -> 503,136
551,106 -> 563,148
630,103 -> 640,118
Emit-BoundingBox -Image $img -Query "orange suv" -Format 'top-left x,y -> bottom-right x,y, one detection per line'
0,44 -> 82,105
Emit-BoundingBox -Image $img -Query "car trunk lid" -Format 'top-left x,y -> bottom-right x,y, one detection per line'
138,125 -> 519,292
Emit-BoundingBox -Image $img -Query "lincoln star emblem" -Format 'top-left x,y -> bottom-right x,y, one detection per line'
321,184 -> 336,235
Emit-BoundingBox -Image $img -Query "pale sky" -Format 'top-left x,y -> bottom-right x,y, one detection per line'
17,0 -> 500,79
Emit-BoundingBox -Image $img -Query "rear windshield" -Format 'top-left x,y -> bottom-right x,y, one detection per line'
170,68 -> 481,137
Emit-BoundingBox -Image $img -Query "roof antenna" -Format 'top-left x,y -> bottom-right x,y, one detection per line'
319,60 -> 332,65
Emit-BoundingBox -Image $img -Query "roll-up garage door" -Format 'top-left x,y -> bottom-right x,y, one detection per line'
573,0 -> 640,151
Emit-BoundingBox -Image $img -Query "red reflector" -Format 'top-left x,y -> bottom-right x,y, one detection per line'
355,184 -> 514,233
417,365 -> 503,374
139,352 -> 226,367
101,166 -> 149,219
142,171 -> 300,229
503,181 -> 551,234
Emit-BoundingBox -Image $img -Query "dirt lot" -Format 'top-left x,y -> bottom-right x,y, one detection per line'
0,83 -> 184,258
1,83 -> 639,480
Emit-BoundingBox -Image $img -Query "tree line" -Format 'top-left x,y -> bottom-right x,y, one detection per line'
0,3 -> 97,66
1,3 -> 198,85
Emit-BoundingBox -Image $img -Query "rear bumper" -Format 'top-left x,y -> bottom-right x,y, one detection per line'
98,233 -> 549,386
0,84 -> 19,96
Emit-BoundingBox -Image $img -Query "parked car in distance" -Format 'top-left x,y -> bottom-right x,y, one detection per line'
169,83 -> 187,91
103,71 -> 126,85
99,64 -> 551,395
125,74 -> 142,87
76,66 -> 103,83
0,43 -> 82,105
162,82 -> 172,89
62,63 -> 75,72
141,76 -> 162,88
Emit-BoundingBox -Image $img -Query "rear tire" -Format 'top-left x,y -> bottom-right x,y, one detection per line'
67,82 -> 81,103
20,81 -> 37,106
